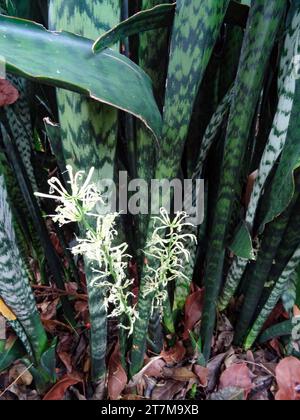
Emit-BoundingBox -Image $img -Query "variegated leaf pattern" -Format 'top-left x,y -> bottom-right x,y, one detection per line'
218,6 -> 300,311
136,0 -> 172,252
131,0 -> 230,375
173,87 -> 233,312
234,179 -> 300,345
245,245 -> 300,350
4,75 -> 38,193
201,0 -> 286,360
48,0 -> 120,381
0,175 -> 47,360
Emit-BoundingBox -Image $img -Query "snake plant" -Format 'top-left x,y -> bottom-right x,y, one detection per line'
1,0 -> 300,390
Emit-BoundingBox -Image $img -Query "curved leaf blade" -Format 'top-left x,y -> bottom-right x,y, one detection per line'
0,14 -> 162,139
93,3 -> 175,53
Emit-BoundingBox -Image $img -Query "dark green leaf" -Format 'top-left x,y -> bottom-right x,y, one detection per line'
93,3 -> 175,53
229,221 -> 255,260
0,14 -> 162,139
259,320 -> 292,344
201,0 -> 286,361
0,338 -> 25,372
40,338 -> 57,384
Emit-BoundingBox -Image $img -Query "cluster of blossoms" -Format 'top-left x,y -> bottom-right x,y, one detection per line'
71,214 -> 138,335
36,166 -> 197,331
143,208 -> 197,315
35,165 -> 103,225
35,166 -> 138,334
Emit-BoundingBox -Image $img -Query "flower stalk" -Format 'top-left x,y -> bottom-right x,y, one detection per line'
143,208 -> 197,317
35,166 -> 138,335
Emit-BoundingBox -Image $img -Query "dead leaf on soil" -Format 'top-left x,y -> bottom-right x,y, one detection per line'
0,298 -> 16,321
152,380 -> 184,400
107,341 -> 127,400
42,319 -> 73,334
43,374 -> 82,400
193,365 -> 209,387
161,341 -> 186,364
9,363 -> 33,386
162,366 -> 197,382
207,352 -> 228,392
129,356 -> 165,387
211,386 -> 245,401
219,363 -> 252,398
275,357 -> 300,401
39,298 -> 59,320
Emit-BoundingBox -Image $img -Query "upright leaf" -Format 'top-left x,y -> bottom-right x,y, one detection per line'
0,175 -> 47,360
200,0 -> 286,361
131,0 -> 230,375
235,177 -> 300,345
136,0 -> 172,251
219,8 -> 300,310
246,245 -> 300,349
48,0 -> 121,382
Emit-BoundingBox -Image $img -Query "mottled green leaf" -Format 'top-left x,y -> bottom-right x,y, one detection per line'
48,0 -> 121,382
201,0 -> 286,360
131,0 -> 230,375
219,7 -> 300,311
229,221 -> 254,260
0,174 -> 47,360
40,338 -> 57,384
93,3 -> 175,53
259,320 -> 292,344
246,246 -> 300,350
0,338 -> 25,373
261,82 -> 300,231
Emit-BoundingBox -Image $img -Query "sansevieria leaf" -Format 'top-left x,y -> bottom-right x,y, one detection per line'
201,0 -> 286,361
0,175 -> 47,361
93,3 -> 175,53
48,0 -> 121,382
173,87 -> 233,312
261,79 -> 300,231
0,14 -> 162,139
235,175 -> 300,345
131,0 -> 230,375
219,7 -> 300,310
4,75 -> 38,193
136,0 -> 172,252
245,246 -> 300,349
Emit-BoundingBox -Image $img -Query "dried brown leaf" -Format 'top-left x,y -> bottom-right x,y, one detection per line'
107,341 -> 127,400
161,341 -> 186,364
0,79 -> 19,106
275,357 -> 300,401
183,287 -> 204,340
162,366 -> 197,382
152,380 -> 183,400
43,374 -> 82,400
219,363 -> 252,398
193,365 -> 209,387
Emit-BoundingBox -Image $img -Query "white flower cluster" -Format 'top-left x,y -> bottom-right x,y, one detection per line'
143,208 -> 197,314
35,166 -> 103,225
35,166 -> 138,334
72,215 -> 138,335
